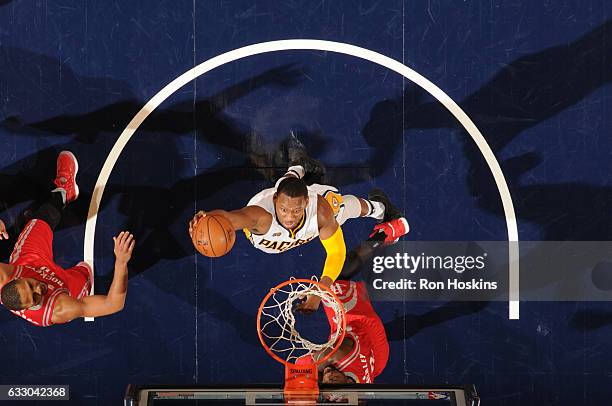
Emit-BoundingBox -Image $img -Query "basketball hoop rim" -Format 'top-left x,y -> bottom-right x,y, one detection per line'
256,278 -> 347,368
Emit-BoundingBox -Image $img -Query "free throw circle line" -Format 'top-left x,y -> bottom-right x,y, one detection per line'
84,39 -> 519,321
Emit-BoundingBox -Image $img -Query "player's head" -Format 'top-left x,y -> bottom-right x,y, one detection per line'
0,278 -> 47,310
320,365 -> 355,384
273,177 -> 309,229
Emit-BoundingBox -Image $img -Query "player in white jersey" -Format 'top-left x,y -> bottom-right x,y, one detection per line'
242,182 -> 370,255
189,135 -> 409,312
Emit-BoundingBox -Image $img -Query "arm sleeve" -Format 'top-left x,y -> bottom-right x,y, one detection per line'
320,225 -> 347,282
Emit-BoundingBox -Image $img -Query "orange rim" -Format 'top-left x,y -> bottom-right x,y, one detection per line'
257,278 -> 347,367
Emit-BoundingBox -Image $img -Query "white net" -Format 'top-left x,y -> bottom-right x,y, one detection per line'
259,278 -> 346,364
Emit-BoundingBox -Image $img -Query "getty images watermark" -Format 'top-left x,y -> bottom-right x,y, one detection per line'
364,241 -> 612,301
371,251 -> 496,291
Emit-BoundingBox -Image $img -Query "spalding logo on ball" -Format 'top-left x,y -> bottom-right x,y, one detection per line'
191,214 -> 236,257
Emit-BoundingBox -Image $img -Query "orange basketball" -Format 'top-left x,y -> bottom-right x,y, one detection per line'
191,214 -> 236,257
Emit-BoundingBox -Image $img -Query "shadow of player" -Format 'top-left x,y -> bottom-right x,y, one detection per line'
354,20 -> 612,240
569,308 -> 612,332
357,22 -> 612,334
0,45 -> 313,269
0,47 -> 323,341
384,301 -> 488,341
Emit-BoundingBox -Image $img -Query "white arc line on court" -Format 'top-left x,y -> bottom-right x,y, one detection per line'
84,39 -> 520,321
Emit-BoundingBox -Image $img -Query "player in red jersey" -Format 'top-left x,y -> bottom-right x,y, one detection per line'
0,151 -> 135,326
319,279 -> 390,384
296,220 -> 408,384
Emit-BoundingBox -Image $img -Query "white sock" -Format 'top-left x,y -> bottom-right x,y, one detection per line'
275,165 -> 305,188
366,200 -> 385,220
286,165 -> 305,178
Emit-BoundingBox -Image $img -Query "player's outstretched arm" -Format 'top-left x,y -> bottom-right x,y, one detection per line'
51,231 -> 135,324
317,195 -> 346,287
189,206 -> 269,235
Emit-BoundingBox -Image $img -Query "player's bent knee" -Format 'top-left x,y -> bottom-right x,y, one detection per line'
338,194 -> 362,224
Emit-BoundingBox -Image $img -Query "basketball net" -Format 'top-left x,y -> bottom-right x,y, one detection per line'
257,278 -> 347,404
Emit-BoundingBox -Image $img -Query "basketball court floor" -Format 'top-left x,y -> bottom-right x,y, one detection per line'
1,1 -> 612,405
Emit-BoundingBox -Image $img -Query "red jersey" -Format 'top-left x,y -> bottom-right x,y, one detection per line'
324,281 -> 389,383
309,281 -> 389,383
1,219 -> 92,327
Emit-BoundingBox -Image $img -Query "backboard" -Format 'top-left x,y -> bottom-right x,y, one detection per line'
124,384 -> 480,406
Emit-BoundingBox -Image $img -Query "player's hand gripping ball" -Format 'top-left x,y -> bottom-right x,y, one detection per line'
190,211 -> 236,257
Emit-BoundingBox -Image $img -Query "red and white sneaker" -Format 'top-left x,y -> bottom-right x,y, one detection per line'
369,217 -> 410,245
53,151 -> 79,204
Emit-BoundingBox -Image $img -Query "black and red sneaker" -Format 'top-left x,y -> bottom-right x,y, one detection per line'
368,188 -> 402,222
370,217 -> 410,245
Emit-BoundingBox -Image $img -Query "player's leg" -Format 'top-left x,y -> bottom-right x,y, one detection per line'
338,188 -> 403,223
34,150 -> 79,230
274,164 -> 307,188
40,153 -> 91,296
10,151 -> 79,265
49,152 -> 91,297
338,218 -> 409,280
274,131 -> 326,188
337,232 -> 387,280
285,130 -> 325,178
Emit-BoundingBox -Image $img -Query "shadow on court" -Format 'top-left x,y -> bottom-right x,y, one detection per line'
569,308 -> 612,331
0,46 -> 318,341
356,20 -> 612,240
384,301 -> 488,341
0,45 -> 313,270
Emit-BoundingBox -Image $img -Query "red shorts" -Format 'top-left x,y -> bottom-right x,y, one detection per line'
10,219 -> 55,267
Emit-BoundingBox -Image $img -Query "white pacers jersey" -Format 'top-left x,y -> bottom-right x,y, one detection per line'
244,184 -> 344,254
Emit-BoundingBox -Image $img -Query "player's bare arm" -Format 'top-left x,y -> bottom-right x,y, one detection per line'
0,220 -> 11,286
316,195 -> 346,286
0,219 -> 8,240
189,206 -> 272,236
297,196 -> 347,314
51,231 -> 135,324
0,263 -> 13,288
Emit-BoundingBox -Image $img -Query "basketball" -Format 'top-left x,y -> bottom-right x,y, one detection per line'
191,214 -> 236,257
